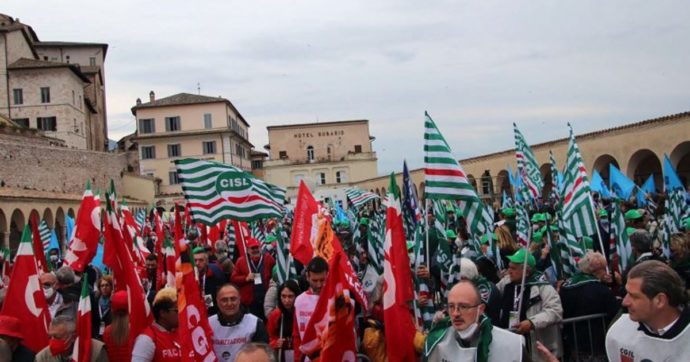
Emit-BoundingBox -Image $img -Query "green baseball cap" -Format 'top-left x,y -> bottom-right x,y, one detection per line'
532,230 -> 544,243
507,248 -> 536,269
446,229 -> 457,239
502,208 -> 516,217
582,236 -> 593,250
626,227 -> 637,236
265,234 -> 277,244
624,209 -> 643,221
599,209 -> 609,218
480,233 -> 497,245
531,213 -> 546,223
684,217 -> 690,231
359,217 -> 369,226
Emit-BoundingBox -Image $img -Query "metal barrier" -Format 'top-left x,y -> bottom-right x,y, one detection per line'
559,313 -> 609,362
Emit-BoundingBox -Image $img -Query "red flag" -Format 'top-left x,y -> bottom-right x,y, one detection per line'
153,211 -> 169,290
382,174 -> 417,361
71,274 -> 92,362
198,223 -> 208,247
64,182 -> 101,272
299,251 -> 361,360
232,220 -> 250,261
103,191 -> 152,341
208,224 -> 220,253
176,243 -> 218,361
0,225 -> 51,353
290,181 -> 320,265
29,212 -> 49,273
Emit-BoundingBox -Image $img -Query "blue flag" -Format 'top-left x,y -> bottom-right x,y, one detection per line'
591,170 -> 611,198
502,190 -> 513,209
48,229 -> 61,256
65,215 -> 75,241
609,164 -> 636,200
91,237 -> 106,272
663,154 -> 686,192
637,174 -> 656,207
334,200 -> 348,225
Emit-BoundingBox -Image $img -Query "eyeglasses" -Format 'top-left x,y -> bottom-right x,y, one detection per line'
447,303 -> 481,313
100,284 -> 112,288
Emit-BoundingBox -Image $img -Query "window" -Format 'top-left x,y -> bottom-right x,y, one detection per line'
40,87 -> 50,103
169,171 -> 180,185
65,55 -> 70,63
203,141 -> 216,154
72,90 -> 75,105
167,144 -> 181,157
204,113 -> 212,129
251,160 -> 263,169
165,116 -> 181,132
13,118 -> 29,128
139,118 -> 155,134
307,146 -> 314,162
89,57 -> 96,66
294,174 -> 305,186
354,145 -> 362,153
78,95 -> 82,109
12,89 -> 23,105
279,151 -> 287,159
37,117 -> 57,131
327,145 -> 333,160
141,146 -> 156,160
235,144 -> 246,158
336,171 -> 347,184
319,172 -> 326,185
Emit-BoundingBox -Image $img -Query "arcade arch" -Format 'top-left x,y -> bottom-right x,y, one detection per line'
627,149 -> 662,189
670,141 -> 690,188
593,154 -> 620,185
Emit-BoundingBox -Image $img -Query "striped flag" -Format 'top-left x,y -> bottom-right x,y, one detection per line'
175,158 -> 286,225
225,221 -> 237,261
514,123 -> 544,199
548,151 -> 562,205
663,154 -> 688,229
367,212 -> 385,275
556,212 -> 584,277
134,208 -> 147,234
345,187 -> 379,211
424,112 -> 488,236
561,124 -> 597,237
402,160 -> 422,239
38,220 -> 51,254
515,201 -> 531,247
274,225 -> 298,284
610,202 -> 633,273
71,274 -> 91,362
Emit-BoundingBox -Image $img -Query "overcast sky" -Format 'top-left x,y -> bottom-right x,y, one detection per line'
6,1 -> 690,175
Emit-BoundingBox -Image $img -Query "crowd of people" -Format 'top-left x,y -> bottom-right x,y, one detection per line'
0,192 -> 689,362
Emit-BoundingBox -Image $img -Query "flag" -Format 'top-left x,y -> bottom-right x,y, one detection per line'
609,164 -> 636,201
637,174 -> 655,208
610,202 -> 633,273
38,220 -> 51,253
549,151 -> 563,202
344,187 -> 379,211
290,181 -> 320,266
664,154 -> 688,230
590,170 -> 611,199
502,190 -> 513,209
0,246 -> 10,288
382,173 -> 417,362
402,160 -> 422,239
65,215 -> 75,248
174,158 -> 286,224
64,182 -> 101,272
556,213 -> 584,277
514,123 -> 544,199
0,225 -> 51,353
225,221 -> 237,261
29,213 -> 49,273
423,112 -> 489,236
177,242 -> 218,361
299,251 -> 365,360
561,124 -> 598,238
515,201 -> 531,247
366,212 -> 385,275
71,274 -> 92,362
274,225 -> 298,284
103,190 -> 152,342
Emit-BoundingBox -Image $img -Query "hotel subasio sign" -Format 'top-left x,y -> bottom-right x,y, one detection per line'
293,130 -> 345,138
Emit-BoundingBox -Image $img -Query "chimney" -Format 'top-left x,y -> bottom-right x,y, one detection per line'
149,91 -> 155,102
136,98 -> 142,105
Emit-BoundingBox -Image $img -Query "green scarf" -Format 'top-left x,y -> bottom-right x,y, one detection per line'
524,271 -> 550,287
561,272 -> 599,289
424,315 -> 494,362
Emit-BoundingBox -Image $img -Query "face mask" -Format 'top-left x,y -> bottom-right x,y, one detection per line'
73,275 -> 82,284
454,239 -> 462,248
50,255 -> 58,262
456,313 -> 481,340
408,252 -> 415,262
48,338 -> 70,356
43,286 -> 55,299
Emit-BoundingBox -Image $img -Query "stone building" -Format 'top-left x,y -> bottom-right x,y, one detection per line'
263,119 -> 378,199
0,14 -> 109,151
130,91 -> 253,209
354,111 -> 690,204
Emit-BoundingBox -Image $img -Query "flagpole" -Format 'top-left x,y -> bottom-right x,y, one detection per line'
589,198 -> 610,274
237,221 -> 252,270
278,317 -> 284,362
516,226 -> 532,324
425,199 -> 430,268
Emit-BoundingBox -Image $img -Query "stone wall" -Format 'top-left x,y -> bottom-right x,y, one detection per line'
0,135 -> 132,194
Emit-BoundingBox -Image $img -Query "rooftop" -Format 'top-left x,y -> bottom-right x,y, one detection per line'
267,119 -> 369,130
131,92 -> 249,127
34,41 -> 109,58
8,58 -> 91,83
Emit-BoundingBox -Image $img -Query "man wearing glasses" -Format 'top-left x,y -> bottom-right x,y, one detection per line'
424,281 -> 525,361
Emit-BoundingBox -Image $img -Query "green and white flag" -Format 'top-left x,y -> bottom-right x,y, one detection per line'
610,202 -> 633,272
514,123 -> 544,199
423,112 -> 487,235
561,124 -> 597,238
274,225 -> 297,284
367,211 -> 386,275
38,219 -> 51,252
345,187 -> 379,211
556,212 -> 584,277
174,158 -> 286,225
